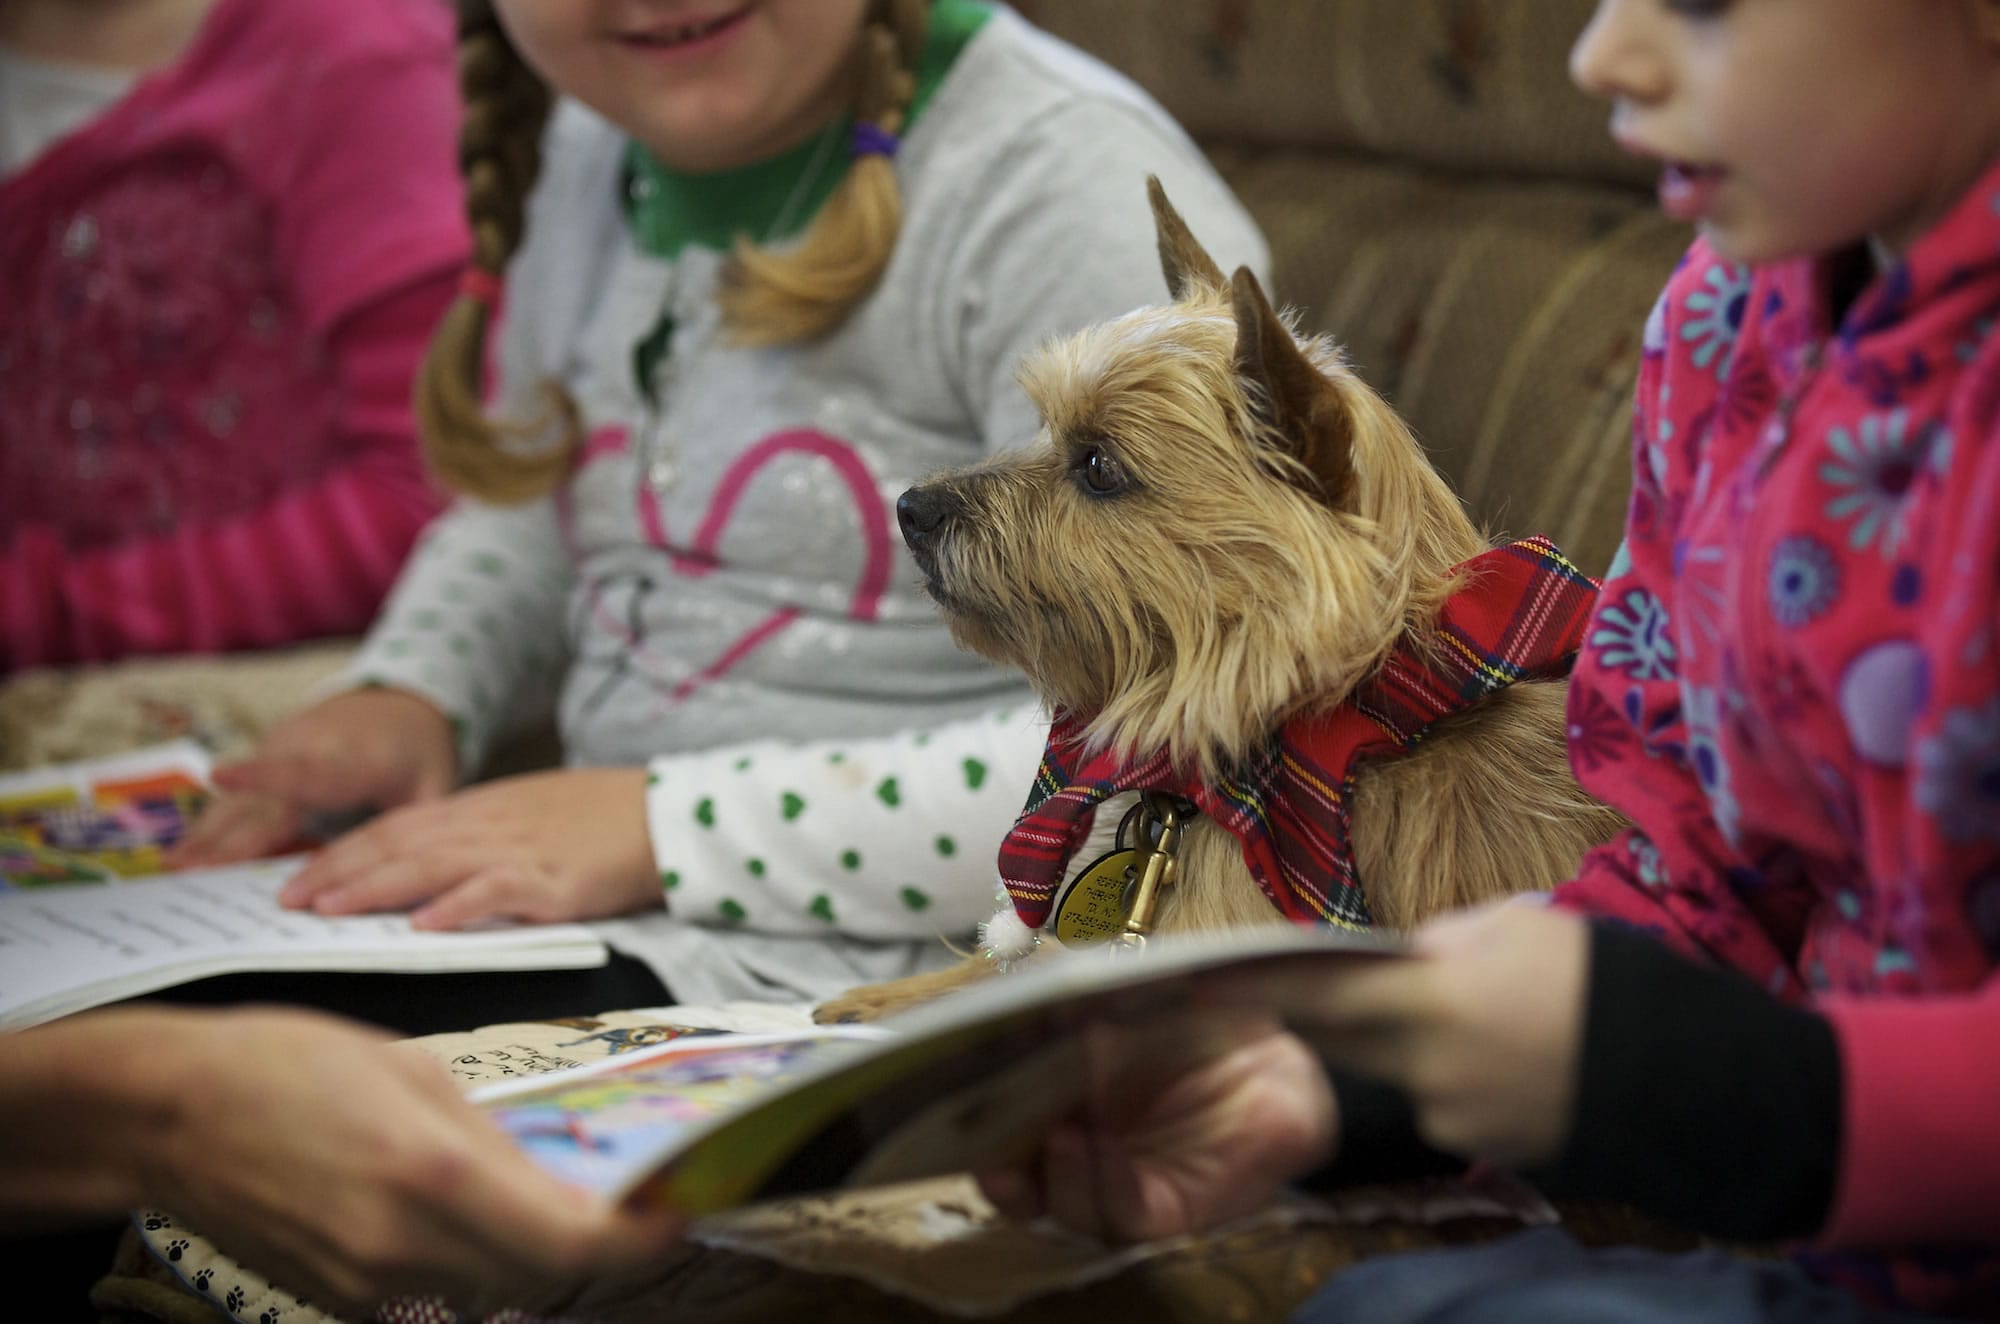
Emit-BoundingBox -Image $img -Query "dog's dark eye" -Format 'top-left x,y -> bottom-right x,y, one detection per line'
1077,447 -> 1129,496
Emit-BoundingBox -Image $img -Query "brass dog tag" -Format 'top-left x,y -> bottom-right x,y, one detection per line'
1053,848 -> 1136,946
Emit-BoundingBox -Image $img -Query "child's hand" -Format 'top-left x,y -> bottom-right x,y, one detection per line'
1284,900 -> 1591,1169
274,767 -> 662,929
170,688 -> 458,867
976,1017 -> 1337,1243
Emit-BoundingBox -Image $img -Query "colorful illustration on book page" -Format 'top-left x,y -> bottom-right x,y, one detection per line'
482,1035 -> 874,1199
0,744 -> 213,888
556,1022 -> 732,1057
0,836 -> 117,888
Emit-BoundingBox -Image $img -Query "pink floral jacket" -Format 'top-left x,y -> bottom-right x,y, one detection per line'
1555,160 -> 2000,1308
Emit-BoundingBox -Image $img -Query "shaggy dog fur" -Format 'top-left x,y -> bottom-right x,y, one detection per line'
815,182 -> 1621,1022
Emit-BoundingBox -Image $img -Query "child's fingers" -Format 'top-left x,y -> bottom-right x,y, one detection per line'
1258,957 -> 1447,1032
1291,1021 -> 1421,1088
410,866 -> 553,931
276,852 -> 348,909
1188,952 -> 1412,1021
1037,1123 -> 1185,1243
1041,1124 -> 1121,1243
169,794 -> 300,867
211,754 -> 309,796
1410,898 -> 1531,955
1192,963 -> 1443,1087
974,1165 -> 1046,1222
408,760 -> 457,804
277,812 -> 425,906
294,853 -> 493,917
213,752 -> 382,814
1075,1131 -> 1163,1243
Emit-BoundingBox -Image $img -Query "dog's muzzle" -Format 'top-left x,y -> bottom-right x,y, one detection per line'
895,481 -> 966,559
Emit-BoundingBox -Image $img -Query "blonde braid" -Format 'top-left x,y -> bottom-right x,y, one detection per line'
717,0 -> 931,345
415,0 -> 574,504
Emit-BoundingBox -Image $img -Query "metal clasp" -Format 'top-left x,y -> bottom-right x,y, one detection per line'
1115,793 -> 1189,954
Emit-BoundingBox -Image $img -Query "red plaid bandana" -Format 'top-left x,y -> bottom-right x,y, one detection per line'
997,537 -> 1601,931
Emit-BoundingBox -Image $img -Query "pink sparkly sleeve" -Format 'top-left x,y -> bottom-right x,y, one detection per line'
178,1 -> 464,647
1,276 -> 452,661
260,3 -> 469,337
0,0 -> 465,665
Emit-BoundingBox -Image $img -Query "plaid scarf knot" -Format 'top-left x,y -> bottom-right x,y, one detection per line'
995,536 -> 1600,932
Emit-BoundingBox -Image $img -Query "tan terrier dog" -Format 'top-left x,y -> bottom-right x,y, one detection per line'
816,181 -> 1621,1022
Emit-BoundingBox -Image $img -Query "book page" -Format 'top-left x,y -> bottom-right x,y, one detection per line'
0,859 -> 608,1029
475,1030 -> 889,1198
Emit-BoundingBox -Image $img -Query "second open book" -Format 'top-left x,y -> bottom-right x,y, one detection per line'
476,923 -> 1405,1215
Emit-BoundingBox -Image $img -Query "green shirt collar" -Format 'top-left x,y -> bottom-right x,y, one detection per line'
622,0 -> 992,259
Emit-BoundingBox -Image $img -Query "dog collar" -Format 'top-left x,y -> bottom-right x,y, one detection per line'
989,535 -> 1600,948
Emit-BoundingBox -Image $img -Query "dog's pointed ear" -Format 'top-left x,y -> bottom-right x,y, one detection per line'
1231,266 -> 1352,505
1149,175 -> 1225,301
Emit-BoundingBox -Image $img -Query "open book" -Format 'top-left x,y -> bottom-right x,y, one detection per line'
0,857 -> 610,1029
0,744 -> 611,1028
476,924 -> 1403,1215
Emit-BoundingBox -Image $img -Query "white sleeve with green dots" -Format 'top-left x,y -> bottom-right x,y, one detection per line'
643,702 -> 1048,939
336,499 -> 573,776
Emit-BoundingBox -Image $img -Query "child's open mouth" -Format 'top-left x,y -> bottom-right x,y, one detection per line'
1658,161 -> 1726,223
618,6 -> 754,56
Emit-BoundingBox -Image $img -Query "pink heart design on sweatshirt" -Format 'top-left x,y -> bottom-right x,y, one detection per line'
567,424 -> 893,705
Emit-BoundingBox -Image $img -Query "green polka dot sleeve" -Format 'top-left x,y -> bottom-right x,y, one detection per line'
642,705 -> 1049,938
333,501 -> 573,777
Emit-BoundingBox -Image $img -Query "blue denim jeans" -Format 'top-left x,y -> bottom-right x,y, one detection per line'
1291,1227 -> 1943,1324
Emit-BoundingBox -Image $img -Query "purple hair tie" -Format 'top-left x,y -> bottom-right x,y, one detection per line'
850,122 -> 900,158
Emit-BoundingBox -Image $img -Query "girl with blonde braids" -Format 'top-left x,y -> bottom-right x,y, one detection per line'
179,0 -> 1267,1008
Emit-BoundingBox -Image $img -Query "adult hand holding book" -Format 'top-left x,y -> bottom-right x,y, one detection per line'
0,1005 -> 685,1318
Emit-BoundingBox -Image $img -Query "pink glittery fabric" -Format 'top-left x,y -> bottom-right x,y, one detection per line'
0,0 -> 465,666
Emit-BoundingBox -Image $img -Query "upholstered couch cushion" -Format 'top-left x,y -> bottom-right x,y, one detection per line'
1020,0 -> 1647,185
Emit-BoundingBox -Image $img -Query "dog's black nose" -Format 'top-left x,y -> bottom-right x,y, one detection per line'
896,484 -> 956,550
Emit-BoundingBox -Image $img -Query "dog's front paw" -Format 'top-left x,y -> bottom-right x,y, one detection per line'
812,956 -> 1004,1024
811,981 -> 918,1024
